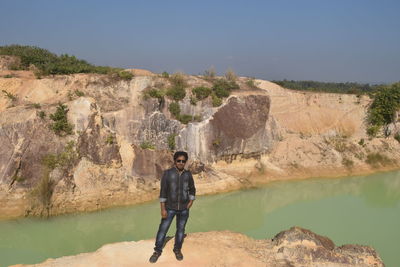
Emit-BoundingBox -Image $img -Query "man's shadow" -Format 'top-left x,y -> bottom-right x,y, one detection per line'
161,234 -> 187,249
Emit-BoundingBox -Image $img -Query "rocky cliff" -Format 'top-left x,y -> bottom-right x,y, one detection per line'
1,65 -> 400,220
10,227 -> 385,267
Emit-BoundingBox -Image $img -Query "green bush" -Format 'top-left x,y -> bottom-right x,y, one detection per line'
192,86 -> 212,100
212,78 -> 239,98
33,141 -> 78,207
49,103 -> 73,136
169,102 -> 181,118
38,111 -> 46,119
3,74 -> 13,78
105,134 -> 115,145
162,71 -> 169,78
166,86 -> 186,101
366,125 -> 380,137
146,88 -> 165,100
367,83 -> 400,129
117,70 -> 133,81
167,133 -> 177,150
211,93 -> 222,107
0,44 -> 130,78
178,114 -> 193,124
190,96 -> 197,105
140,141 -> 155,150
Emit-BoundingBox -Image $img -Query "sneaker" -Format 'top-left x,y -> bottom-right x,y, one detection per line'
149,251 -> 161,263
173,249 -> 183,261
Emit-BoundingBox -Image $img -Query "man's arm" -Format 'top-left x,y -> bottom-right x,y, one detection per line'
187,172 -> 196,209
159,171 -> 168,218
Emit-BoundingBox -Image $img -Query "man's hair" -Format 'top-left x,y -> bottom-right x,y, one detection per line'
173,151 -> 188,161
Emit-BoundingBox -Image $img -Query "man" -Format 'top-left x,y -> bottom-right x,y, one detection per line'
149,151 -> 196,263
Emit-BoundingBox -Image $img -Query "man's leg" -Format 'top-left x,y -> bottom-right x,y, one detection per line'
173,208 -> 189,252
154,208 -> 176,253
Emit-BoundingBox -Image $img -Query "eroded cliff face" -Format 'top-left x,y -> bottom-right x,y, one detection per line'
0,67 -> 399,220
10,227 -> 385,267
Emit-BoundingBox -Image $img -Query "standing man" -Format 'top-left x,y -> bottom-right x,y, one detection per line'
149,151 -> 196,263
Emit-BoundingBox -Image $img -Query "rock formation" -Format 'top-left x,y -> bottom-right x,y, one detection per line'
10,227 -> 385,267
1,59 -> 400,220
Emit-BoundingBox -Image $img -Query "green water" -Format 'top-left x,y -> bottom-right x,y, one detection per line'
1,170 -> 400,267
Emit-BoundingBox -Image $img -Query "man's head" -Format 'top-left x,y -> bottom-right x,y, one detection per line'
173,151 -> 188,171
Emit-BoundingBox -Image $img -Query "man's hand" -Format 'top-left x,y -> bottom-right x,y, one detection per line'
161,208 -> 167,219
187,200 -> 193,209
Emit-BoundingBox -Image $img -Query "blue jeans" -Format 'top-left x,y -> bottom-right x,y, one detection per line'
154,208 -> 190,253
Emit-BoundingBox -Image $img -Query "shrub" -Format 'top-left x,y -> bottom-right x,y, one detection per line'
49,103 -> 73,135
169,72 -> 187,88
225,68 -> 237,81
366,125 -> 380,137
190,96 -> 197,105
192,86 -> 211,100
212,78 -> 239,98
3,74 -> 13,78
117,70 -> 133,81
140,141 -> 155,150
179,114 -> 193,124
105,134 -> 115,145
33,141 -> 78,207
366,82 -> 400,130
365,152 -> 394,168
166,86 -> 186,101
0,44 -> 129,78
246,78 -> 257,88
211,93 -> 222,107
342,157 -> 354,169
358,138 -> 365,146
146,88 -> 165,100
38,111 -> 46,119
75,89 -> 84,97
162,71 -> 169,78
168,133 -> 177,150
2,90 -> 17,101
203,66 -> 216,80
169,102 -> 181,118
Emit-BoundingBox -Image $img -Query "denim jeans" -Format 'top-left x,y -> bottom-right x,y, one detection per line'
154,208 -> 190,253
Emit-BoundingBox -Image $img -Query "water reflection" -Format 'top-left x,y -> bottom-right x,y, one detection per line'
0,170 -> 399,266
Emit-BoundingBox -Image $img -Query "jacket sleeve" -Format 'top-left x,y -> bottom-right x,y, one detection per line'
159,171 -> 168,202
188,172 -> 196,200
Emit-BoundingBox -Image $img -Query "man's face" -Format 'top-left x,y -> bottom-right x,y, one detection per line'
174,156 -> 186,170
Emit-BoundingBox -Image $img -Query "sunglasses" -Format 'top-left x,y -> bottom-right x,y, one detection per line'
176,160 -> 186,163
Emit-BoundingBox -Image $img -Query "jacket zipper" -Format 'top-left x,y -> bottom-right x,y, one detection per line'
178,171 -> 180,210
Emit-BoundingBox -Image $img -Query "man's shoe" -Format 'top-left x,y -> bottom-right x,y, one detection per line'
149,251 -> 161,263
173,249 -> 183,261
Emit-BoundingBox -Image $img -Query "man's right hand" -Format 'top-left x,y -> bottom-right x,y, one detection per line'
161,208 -> 167,219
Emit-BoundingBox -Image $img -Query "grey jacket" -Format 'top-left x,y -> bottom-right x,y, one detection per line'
159,166 -> 196,210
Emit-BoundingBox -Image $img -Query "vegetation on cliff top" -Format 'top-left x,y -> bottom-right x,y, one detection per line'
0,45 -> 133,80
273,79 -> 381,95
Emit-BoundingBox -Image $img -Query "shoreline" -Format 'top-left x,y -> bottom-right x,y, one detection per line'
1,163 -> 399,222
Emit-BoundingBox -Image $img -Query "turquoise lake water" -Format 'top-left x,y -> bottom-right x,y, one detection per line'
1,170 -> 399,266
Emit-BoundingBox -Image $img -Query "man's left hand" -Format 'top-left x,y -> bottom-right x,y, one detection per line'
187,200 -> 193,209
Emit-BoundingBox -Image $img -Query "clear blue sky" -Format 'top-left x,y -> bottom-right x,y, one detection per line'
1,0 -> 399,83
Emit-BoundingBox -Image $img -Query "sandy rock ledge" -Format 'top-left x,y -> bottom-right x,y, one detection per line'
11,227 -> 384,267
